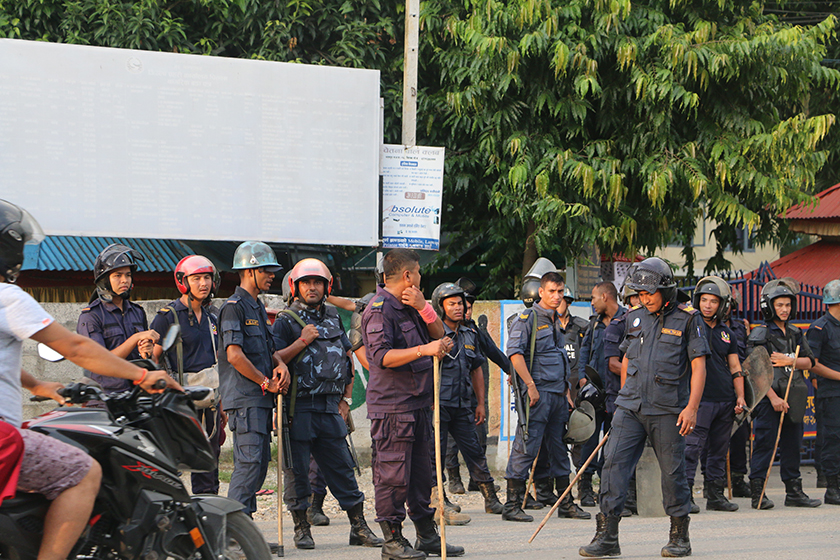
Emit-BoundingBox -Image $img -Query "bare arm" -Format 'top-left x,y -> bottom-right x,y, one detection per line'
728,353 -> 746,413
326,295 -> 356,312
381,338 -> 452,368
21,369 -> 65,404
620,355 -> 628,388
510,353 -> 540,406
676,356 -> 706,436
609,356 -> 621,375
471,366 -> 486,425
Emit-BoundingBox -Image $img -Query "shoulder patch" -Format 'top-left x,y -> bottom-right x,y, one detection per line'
813,325 -> 823,330
159,307 -> 171,313
630,304 -> 642,310
371,300 -> 384,308
81,307 -> 90,312
721,331 -> 731,344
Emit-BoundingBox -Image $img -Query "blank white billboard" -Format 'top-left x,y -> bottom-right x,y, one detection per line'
0,39 -> 380,246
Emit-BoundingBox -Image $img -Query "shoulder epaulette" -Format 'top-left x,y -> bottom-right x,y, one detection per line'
370,295 -> 385,309
518,308 -> 534,320
748,325 -> 768,344
678,303 -> 698,314
630,304 -> 642,310
81,307 -> 91,312
159,307 -> 171,313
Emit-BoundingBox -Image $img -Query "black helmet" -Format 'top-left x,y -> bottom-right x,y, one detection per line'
520,277 -> 541,308
576,381 -> 606,411
626,257 -> 677,304
693,276 -> 731,322
0,200 -> 45,283
94,243 -> 145,303
760,278 -> 799,322
431,282 -> 466,319
455,277 -> 477,304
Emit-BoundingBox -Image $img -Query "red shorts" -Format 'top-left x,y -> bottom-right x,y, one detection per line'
16,429 -> 94,500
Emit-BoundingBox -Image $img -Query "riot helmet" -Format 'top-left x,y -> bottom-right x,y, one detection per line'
94,243 -> 145,303
626,257 -> 677,306
520,277 -> 541,308
174,255 -> 219,300
432,282 -> 466,320
281,271 -> 293,304
563,285 -> 575,302
232,241 -> 282,272
0,200 -> 44,283
456,277 -> 477,304
564,400 -> 596,444
622,285 -> 639,306
759,278 -> 799,322
289,258 -> 333,301
524,257 -> 558,280
823,280 -> 840,305
576,381 -> 606,411
692,276 -> 732,322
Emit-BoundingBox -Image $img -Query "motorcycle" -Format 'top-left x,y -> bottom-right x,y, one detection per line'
0,325 -> 271,560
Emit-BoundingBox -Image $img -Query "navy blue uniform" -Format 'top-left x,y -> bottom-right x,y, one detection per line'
362,285 -> 435,523
684,322 -> 738,487
747,323 -> 815,483
808,313 -> 840,478
151,300 -> 221,494
272,301 -> 364,513
598,302 -> 709,518
77,298 -> 148,393
505,304 -> 571,481
603,313 -> 630,414
218,286 -> 276,516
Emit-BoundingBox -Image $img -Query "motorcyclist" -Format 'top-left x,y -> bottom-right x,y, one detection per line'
0,199 -> 180,560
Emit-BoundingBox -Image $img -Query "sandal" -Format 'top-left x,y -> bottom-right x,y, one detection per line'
256,489 -> 275,496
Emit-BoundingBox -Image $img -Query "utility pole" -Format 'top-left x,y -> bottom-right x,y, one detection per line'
402,0 -> 419,147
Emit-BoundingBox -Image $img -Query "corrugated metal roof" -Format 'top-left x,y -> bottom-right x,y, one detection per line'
784,183 -> 840,220
757,240 -> 840,289
22,236 -> 194,272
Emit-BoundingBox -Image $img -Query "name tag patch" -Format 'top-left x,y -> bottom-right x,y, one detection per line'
537,324 -> 550,330
661,328 -> 682,337
245,319 -> 260,326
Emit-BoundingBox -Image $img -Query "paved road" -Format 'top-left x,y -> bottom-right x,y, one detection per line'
254,467 -> 838,559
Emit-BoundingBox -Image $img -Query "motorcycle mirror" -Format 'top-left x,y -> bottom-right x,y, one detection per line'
38,343 -> 65,362
161,324 -> 181,354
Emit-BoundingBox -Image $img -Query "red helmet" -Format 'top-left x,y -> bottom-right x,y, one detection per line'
174,255 -> 219,297
289,258 -> 333,298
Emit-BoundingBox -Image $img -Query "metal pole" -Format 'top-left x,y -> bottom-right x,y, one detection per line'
402,0 -> 419,147
276,393 -> 285,557
433,356 -> 446,560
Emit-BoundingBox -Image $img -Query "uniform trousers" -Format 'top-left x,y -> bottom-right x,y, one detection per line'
505,390 -> 570,480
445,411 -> 488,470
191,408 -> 222,494
370,407 -> 435,523
309,455 -> 327,495
599,407 -> 691,517
749,399 -> 803,482
684,400 -> 734,485
436,406 -> 493,484
815,397 -> 840,477
580,409 -> 612,475
727,421 -> 750,474
228,407 -> 273,516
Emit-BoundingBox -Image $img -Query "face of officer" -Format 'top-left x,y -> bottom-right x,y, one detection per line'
639,289 -> 664,313
699,293 -> 720,321
774,296 -> 792,322
464,299 -> 473,321
442,296 -> 464,323
187,273 -> 213,301
627,294 -> 641,308
591,287 -> 607,314
298,276 -> 326,307
557,296 -> 570,317
538,281 -> 564,311
109,266 -> 133,298
253,267 -> 275,292
402,263 -> 421,288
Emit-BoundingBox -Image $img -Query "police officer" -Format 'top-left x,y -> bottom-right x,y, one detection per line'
218,241 -> 290,517
807,279 -> 840,505
503,271 -> 589,523
576,282 -> 625,507
272,258 -> 382,549
683,277 -> 746,513
748,279 -> 820,509
77,244 -> 159,393
151,255 -> 223,495
722,290 -> 752,498
431,282 -> 503,517
580,257 -> 709,558
361,248 -> 463,560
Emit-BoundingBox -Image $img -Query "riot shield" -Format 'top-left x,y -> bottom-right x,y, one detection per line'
731,346 -> 774,435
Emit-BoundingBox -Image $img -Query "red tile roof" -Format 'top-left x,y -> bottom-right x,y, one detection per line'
750,240 -> 840,289
784,183 -> 840,220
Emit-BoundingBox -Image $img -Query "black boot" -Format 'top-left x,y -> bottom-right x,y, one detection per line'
555,476 -> 591,519
705,479 -> 738,511
448,467 -> 465,495
825,475 -> 840,505
661,515 -> 691,557
817,467 -> 828,488
731,473 -> 751,498
688,485 -> 700,514
579,512 -> 621,557
523,487 -> 544,510
413,515 -> 465,557
534,477 -> 558,507
501,479 -> 534,522
379,521 -> 425,560
347,502 -> 384,547
784,478 -> 821,508
443,490 -> 462,513
307,492 -> 330,526
750,478 -> 774,510
291,509 -> 315,549
578,472 -> 597,507
477,480 -> 503,514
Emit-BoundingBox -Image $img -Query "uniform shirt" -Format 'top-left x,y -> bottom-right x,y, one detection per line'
150,299 -> 218,373
617,302 -> 710,415
727,318 -> 748,362
77,297 -> 148,393
580,306 -> 626,386
272,301 -> 352,398
506,303 -> 568,394
362,285 -> 434,414
806,312 -> 840,399
602,313 -> 629,410
747,322 -> 815,397
562,314 -> 588,385
217,286 -> 275,410
439,322 -> 484,408
701,321 -> 738,402
0,284 -> 53,427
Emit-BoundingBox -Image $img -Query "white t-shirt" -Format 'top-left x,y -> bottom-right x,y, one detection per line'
0,284 -> 54,427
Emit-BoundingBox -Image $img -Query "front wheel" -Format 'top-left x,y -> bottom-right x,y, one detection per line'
224,511 -> 271,560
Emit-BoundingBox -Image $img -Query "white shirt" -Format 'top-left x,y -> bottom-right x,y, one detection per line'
0,284 -> 54,426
